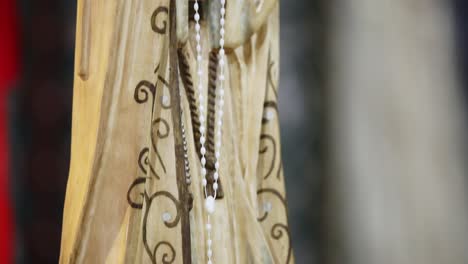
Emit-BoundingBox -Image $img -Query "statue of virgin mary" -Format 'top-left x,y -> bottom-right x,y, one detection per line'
59,0 -> 293,263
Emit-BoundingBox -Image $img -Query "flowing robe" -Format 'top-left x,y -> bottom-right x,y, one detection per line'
60,0 -> 293,263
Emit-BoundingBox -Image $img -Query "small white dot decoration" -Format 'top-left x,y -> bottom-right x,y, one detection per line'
264,109 -> 275,121
161,95 -> 169,105
162,212 -> 172,222
263,202 -> 273,213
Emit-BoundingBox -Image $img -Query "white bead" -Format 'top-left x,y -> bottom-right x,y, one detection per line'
219,99 -> 224,106
205,196 -> 215,214
199,104 -> 204,112
215,151 -> 220,158
201,167 -> 207,176
220,48 -> 225,56
219,89 -> 224,96
206,223 -> 212,230
202,178 -> 207,186
219,75 -> 225,80
198,92 -> 203,101
214,172 -> 219,180
194,2 -> 199,11
219,58 -> 224,66
215,162 -> 219,169
195,13 -> 200,21
207,239 -> 212,246
221,8 -> 225,15
216,141 -> 221,148
219,110 -> 224,117
220,18 -> 225,26
217,120 -> 222,127
196,34 -> 201,41
219,39 -> 224,46
200,136 -> 206,144
201,157 -> 206,165
213,182 -> 218,190
195,23 -> 200,31
208,261 -> 212,264
197,55 -> 202,61
196,44 -> 201,52
200,125 -> 205,133
221,0 -> 225,4
207,249 -> 212,257
201,147 -> 206,155
200,115 -> 205,123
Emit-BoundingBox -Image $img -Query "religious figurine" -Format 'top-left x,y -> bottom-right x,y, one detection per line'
60,0 -> 293,263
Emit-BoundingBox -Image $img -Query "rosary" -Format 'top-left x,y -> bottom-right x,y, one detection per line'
180,0 -> 226,263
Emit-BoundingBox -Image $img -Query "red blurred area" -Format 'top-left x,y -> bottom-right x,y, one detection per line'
0,0 -> 20,262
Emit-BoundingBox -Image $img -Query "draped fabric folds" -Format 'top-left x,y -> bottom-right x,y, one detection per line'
60,1 -> 293,263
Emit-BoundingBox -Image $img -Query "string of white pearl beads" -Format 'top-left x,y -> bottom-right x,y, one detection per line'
181,109 -> 191,185
213,0 -> 226,200
193,0 -> 208,200
193,2 -> 214,264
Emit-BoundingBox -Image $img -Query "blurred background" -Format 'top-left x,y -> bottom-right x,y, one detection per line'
1,0 -> 468,263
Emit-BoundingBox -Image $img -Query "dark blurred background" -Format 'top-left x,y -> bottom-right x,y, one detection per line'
10,1 -> 75,263
2,0 -> 468,263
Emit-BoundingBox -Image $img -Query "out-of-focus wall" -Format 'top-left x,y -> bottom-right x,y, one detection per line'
325,1 -> 468,264
279,1 -> 325,263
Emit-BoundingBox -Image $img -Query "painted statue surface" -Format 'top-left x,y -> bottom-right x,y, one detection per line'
60,0 -> 293,263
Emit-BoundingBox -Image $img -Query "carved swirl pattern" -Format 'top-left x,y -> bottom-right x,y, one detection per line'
127,176 -> 146,209
138,147 -> 159,179
134,64 -> 172,110
142,191 -> 181,264
151,118 -> 170,175
126,5 -> 181,264
259,134 -> 276,180
271,223 -> 292,264
134,80 -> 156,105
257,49 -> 292,263
151,6 -> 169,34
257,188 -> 292,264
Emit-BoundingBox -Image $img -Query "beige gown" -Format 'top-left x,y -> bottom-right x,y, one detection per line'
59,0 -> 293,263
